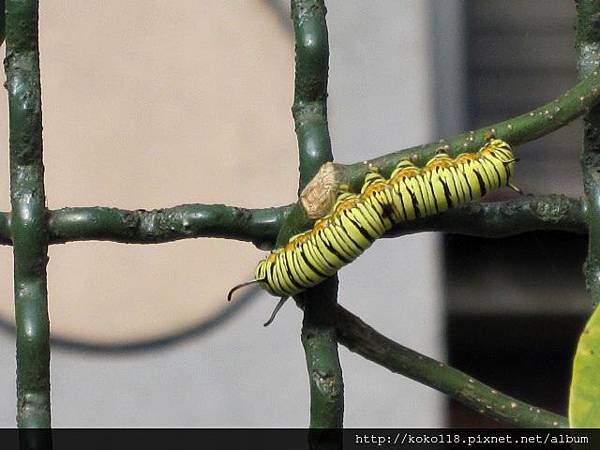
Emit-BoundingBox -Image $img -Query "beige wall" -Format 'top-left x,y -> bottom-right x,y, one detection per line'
0,0 -> 297,343
0,0 -> 443,427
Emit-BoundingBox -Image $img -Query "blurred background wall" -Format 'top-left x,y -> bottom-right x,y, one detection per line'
0,1 -> 444,427
444,0 -> 590,426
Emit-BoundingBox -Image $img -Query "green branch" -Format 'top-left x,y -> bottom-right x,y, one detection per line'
336,70 -> 600,192
6,0 -> 51,428
283,0 -> 344,436
386,195 -> 587,239
47,204 -> 292,250
577,0 -> 600,306
285,69 -> 600,243
335,306 -> 568,428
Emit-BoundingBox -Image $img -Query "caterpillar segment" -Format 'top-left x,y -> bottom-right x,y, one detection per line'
228,138 -> 518,325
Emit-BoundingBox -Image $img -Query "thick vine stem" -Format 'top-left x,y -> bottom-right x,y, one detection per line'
335,306 -> 569,428
5,0 -> 51,428
337,70 -> 600,193
293,69 -> 600,237
386,195 -> 588,239
47,204 -> 292,250
577,0 -> 600,306
283,0 -> 344,437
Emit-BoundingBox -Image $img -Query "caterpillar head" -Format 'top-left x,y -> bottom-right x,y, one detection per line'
228,259 -> 269,300
481,139 -> 517,175
255,259 -> 270,293
477,139 -> 520,192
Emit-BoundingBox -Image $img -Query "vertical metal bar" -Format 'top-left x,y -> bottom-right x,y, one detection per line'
5,0 -> 51,428
0,0 -> 6,47
289,0 -> 344,438
292,0 -> 333,193
577,0 -> 600,306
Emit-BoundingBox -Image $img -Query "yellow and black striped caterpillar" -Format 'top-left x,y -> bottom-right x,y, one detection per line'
229,139 -> 518,325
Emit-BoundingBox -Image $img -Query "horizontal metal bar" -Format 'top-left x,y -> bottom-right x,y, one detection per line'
0,195 -> 586,247
386,194 -> 587,238
47,204 -> 292,249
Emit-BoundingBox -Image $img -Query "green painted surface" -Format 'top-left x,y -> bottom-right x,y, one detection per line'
6,0 -> 51,428
578,0 -> 600,308
279,0 -> 344,437
48,204 -> 292,250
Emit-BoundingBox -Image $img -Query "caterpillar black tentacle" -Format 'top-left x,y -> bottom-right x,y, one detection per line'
228,139 -> 518,318
226,279 -> 262,302
263,297 -> 289,327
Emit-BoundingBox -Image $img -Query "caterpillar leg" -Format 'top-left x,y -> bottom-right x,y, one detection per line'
263,297 -> 289,327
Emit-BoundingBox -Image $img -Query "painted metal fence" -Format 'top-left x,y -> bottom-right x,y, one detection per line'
3,0 -> 600,444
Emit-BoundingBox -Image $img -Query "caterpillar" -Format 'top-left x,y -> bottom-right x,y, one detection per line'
229,138 -> 518,325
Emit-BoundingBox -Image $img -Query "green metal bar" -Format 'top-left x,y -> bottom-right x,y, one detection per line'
0,195 -> 585,248
0,194 -> 587,247
292,0 -> 332,194
280,0 -> 344,435
577,0 -> 600,305
386,195 -> 587,239
48,204 -> 292,250
5,0 -> 50,428
0,0 -> 5,47
0,211 -> 11,244
298,277 -> 343,430
335,306 -> 569,428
